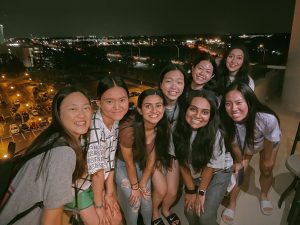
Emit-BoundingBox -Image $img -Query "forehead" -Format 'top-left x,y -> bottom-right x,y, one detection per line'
195,60 -> 213,69
229,48 -> 244,57
143,94 -> 163,104
190,97 -> 210,109
101,86 -> 127,99
163,70 -> 184,80
225,90 -> 245,101
61,92 -> 89,105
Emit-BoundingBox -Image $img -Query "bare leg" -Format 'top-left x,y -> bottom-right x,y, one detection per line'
79,206 -> 100,225
161,159 -> 180,217
259,149 -> 278,213
152,169 -> 167,220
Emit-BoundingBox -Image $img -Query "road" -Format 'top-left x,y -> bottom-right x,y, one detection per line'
0,74 -> 152,158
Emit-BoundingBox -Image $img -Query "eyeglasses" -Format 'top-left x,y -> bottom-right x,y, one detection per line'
194,65 -> 214,78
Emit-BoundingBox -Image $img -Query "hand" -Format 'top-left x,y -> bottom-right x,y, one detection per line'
234,162 -> 243,173
195,194 -> 205,216
105,193 -> 120,216
95,207 -> 110,225
184,193 -> 196,212
139,186 -> 151,200
129,188 -> 141,207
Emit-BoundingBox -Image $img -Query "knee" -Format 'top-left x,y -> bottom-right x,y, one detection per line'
260,164 -> 273,177
120,178 -> 131,189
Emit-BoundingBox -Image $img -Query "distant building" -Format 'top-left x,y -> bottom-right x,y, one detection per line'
0,24 -> 5,44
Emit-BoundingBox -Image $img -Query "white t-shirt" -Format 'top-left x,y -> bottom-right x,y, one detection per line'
234,112 -> 281,155
87,110 -> 119,179
189,130 -> 233,179
229,75 -> 255,91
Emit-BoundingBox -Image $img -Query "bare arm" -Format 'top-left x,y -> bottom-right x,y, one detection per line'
196,166 -> 214,214
120,143 -> 141,205
139,149 -> 155,188
121,143 -> 139,185
180,165 -> 197,210
42,206 -> 64,225
92,169 -> 105,206
198,166 -> 213,191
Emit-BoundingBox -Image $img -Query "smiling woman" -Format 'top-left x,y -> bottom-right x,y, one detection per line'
116,88 -> 171,225
0,86 -> 92,225
173,89 -> 232,225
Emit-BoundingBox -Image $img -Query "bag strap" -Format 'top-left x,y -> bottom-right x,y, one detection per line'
6,137 -> 68,224
7,201 -> 44,225
74,174 -> 89,210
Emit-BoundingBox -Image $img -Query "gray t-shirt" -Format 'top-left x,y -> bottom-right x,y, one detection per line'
0,146 -> 76,225
234,112 -> 281,155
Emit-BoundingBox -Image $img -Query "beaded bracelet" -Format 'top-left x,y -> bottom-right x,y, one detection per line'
94,202 -> 104,209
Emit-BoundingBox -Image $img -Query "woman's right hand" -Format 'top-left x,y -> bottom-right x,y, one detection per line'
129,188 -> 141,207
184,193 -> 196,212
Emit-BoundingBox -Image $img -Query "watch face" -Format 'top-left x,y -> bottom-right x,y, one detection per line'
198,190 -> 205,196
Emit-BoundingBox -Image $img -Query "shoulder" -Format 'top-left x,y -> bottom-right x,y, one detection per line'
256,112 -> 278,124
90,110 -> 104,129
119,117 -> 134,147
256,112 -> 280,131
49,145 -> 76,163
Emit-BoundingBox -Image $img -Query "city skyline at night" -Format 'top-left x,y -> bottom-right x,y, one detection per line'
0,0 -> 296,38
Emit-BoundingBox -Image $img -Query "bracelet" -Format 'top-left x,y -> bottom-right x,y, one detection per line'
184,186 -> 198,194
131,182 -> 138,186
94,202 -> 104,209
198,189 -> 206,196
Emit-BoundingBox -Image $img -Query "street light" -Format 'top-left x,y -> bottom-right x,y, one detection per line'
258,44 -> 266,64
174,45 -> 180,59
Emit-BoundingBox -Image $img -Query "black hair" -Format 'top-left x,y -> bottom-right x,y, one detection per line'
25,86 -> 91,182
174,89 -> 224,172
133,89 -> 171,169
96,75 -> 129,99
219,82 -> 280,150
218,43 -> 251,95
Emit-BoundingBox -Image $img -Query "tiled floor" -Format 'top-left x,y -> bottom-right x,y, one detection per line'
63,98 -> 300,225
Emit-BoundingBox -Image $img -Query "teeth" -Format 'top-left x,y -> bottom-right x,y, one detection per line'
191,119 -> 201,124
75,121 -> 86,126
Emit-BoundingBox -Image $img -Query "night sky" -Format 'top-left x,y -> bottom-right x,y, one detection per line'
0,0 -> 296,38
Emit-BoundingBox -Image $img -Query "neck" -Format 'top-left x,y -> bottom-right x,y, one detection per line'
101,113 -> 114,130
191,81 -> 204,90
166,99 -> 177,107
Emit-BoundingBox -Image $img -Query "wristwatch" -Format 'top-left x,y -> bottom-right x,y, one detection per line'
198,189 -> 206,196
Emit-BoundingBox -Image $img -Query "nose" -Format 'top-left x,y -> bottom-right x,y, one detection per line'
113,101 -> 120,110
151,105 -> 158,113
77,108 -> 86,117
194,110 -> 202,119
231,103 -> 238,111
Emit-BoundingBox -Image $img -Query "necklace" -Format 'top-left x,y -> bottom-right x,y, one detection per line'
168,104 -> 178,125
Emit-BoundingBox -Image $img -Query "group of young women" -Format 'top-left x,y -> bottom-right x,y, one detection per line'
0,43 -> 281,225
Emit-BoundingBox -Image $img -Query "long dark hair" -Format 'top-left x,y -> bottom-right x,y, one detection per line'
96,75 -> 129,99
25,86 -> 91,182
132,89 -> 171,169
219,82 -> 280,150
174,90 -> 224,172
218,43 -> 251,95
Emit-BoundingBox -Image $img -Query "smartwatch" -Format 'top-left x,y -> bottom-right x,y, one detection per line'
198,189 -> 206,196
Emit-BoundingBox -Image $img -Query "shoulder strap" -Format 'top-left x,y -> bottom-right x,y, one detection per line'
7,201 -> 44,225
5,138 -> 68,224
